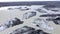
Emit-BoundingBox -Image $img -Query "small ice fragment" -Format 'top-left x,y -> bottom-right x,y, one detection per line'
23,11 -> 36,19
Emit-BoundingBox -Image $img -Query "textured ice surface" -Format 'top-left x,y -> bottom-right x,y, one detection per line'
0,5 -> 60,34
35,8 -> 47,13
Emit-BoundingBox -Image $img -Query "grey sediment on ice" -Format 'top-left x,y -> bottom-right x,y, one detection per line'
24,29 -> 49,34
9,26 -> 35,34
9,26 -> 49,34
0,18 -> 23,32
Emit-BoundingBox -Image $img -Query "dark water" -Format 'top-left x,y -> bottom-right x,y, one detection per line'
0,1 -> 60,7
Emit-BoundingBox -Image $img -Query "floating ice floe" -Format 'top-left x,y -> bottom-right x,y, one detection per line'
40,14 -> 60,17
32,18 -> 53,31
0,17 -> 23,32
40,14 -> 60,25
52,17 -> 60,25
